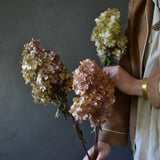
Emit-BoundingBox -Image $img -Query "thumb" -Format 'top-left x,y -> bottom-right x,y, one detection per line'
96,153 -> 103,160
83,146 -> 94,160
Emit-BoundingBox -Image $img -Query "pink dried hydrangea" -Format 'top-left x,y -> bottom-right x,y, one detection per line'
70,59 -> 115,127
21,39 -> 73,105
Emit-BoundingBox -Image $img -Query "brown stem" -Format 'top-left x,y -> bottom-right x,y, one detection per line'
57,91 -> 91,160
65,102 -> 91,160
93,127 -> 98,160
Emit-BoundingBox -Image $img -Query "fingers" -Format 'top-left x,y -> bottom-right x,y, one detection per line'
83,146 -> 94,160
103,66 -> 118,76
103,67 -> 111,77
84,153 -> 104,160
83,154 -> 92,160
103,66 -> 111,75
83,142 -> 111,160
83,155 -> 88,160
96,153 -> 103,160
103,67 -> 115,85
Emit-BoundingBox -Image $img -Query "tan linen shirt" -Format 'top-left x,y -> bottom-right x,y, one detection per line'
134,0 -> 160,159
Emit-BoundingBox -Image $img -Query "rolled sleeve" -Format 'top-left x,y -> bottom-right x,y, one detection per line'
147,66 -> 160,108
98,90 -> 131,147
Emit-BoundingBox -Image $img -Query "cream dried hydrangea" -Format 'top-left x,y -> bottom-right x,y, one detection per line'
21,39 -> 73,105
91,8 -> 128,65
70,59 -> 115,127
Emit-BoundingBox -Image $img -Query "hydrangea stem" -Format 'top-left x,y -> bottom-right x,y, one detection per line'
93,127 -> 98,160
65,102 -> 91,160
55,91 -> 91,160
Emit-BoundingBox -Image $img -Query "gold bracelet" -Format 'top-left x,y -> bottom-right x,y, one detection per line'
142,78 -> 148,97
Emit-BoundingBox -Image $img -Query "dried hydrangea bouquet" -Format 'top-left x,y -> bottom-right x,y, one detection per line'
91,8 -> 128,66
21,8 -> 128,160
70,8 -> 128,159
70,59 -> 115,159
21,39 -> 90,158
70,59 -> 115,127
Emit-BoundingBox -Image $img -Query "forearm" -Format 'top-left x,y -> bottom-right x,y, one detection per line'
132,67 -> 160,108
119,66 -> 160,108
129,79 -> 143,96
103,65 -> 143,96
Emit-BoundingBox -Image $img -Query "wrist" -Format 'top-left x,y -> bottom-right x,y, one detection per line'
131,79 -> 143,96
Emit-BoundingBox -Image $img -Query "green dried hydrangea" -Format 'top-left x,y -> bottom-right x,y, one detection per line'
21,39 -> 73,105
91,8 -> 128,66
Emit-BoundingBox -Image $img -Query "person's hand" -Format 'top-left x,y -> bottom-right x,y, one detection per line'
103,65 -> 143,96
83,142 -> 111,160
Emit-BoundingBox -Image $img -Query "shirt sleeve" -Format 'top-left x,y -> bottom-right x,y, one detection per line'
98,90 -> 131,146
98,51 -> 132,146
147,66 -> 160,109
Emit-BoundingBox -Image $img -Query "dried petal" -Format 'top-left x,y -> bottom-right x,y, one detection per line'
21,39 -> 73,105
91,8 -> 128,65
70,59 -> 115,127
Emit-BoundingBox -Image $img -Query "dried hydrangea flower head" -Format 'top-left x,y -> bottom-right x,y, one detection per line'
21,39 -> 73,105
70,59 -> 115,127
91,8 -> 128,66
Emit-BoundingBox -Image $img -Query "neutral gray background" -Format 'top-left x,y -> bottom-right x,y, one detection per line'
0,0 -> 133,159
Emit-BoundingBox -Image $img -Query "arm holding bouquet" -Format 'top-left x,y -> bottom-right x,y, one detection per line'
21,1 -> 160,159
84,56 -> 160,160
103,65 -> 143,96
84,1 -> 160,159
84,8 -> 132,160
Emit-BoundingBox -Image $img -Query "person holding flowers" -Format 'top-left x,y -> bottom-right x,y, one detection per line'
84,0 -> 160,159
